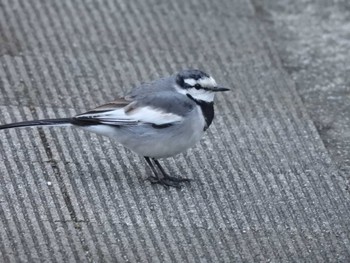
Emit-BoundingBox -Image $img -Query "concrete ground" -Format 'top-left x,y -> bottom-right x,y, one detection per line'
253,0 -> 350,177
0,0 -> 349,262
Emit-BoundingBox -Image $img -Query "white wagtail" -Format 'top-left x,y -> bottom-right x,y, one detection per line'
0,69 -> 229,187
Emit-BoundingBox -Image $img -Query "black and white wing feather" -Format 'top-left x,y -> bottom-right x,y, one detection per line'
72,94 -> 192,127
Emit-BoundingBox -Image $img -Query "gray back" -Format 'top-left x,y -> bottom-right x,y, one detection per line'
126,75 -> 196,116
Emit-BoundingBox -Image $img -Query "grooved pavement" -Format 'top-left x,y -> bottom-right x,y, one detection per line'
0,0 -> 349,262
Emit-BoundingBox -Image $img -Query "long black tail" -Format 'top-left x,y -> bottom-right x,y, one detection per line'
0,118 -> 73,130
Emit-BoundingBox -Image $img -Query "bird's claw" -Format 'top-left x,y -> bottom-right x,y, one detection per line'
148,176 -> 192,188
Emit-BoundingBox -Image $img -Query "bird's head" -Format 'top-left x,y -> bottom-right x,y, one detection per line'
175,69 -> 229,102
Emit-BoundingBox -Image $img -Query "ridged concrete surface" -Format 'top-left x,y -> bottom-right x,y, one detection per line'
0,0 -> 349,262
252,0 -> 350,178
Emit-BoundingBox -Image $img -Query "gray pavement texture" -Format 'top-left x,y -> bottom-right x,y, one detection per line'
252,0 -> 350,177
0,0 -> 349,262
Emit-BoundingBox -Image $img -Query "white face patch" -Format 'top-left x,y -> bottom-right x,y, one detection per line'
184,78 -> 197,86
186,88 -> 215,102
184,76 -> 217,88
197,76 -> 217,88
179,76 -> 217,102
174,84 -> 215,102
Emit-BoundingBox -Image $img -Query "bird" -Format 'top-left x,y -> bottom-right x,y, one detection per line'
0,69 -> 229,187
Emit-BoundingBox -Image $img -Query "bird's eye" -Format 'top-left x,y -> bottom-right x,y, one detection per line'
194,84 -> 201,89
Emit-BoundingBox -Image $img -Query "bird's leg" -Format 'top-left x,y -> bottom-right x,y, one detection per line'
144,157 -> 162,181
152,158 -> 191,183
144,157 -> 191,188
144,157 -> 178,187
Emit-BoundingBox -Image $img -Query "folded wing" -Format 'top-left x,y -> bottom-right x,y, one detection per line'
73,97 -> 184,126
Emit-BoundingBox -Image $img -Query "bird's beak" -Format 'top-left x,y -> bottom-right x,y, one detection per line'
213,86 -> 230,92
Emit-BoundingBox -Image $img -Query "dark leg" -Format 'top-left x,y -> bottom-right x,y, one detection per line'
144,157 -> 191,188
153,159 -> 191,183
144,157 -> 162,180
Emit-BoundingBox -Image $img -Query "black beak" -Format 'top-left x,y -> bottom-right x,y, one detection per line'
213,86 -> 230,92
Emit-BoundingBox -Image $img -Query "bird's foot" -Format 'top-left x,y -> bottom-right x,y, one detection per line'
148,176 -> 192,188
